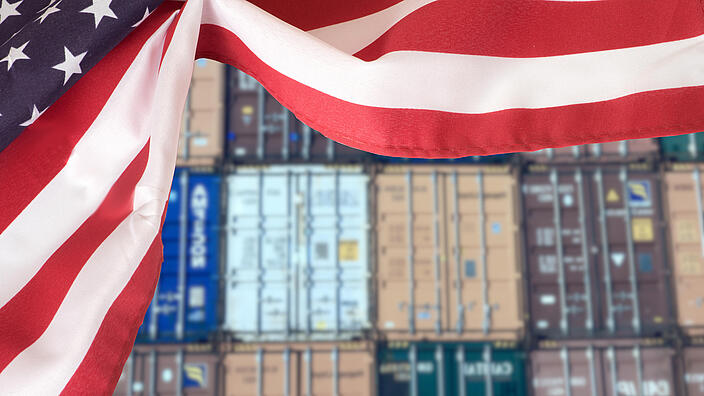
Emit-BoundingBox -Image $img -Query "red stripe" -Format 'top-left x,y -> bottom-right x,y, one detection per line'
0,142 -> 149,372
198,24 -> 704,158
246,0 -> 402,31
0,3 -> 180,235
354,0 -> 704,60
60,232 -> 164,396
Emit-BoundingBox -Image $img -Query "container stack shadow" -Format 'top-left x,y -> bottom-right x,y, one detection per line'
113,62 -> 704,396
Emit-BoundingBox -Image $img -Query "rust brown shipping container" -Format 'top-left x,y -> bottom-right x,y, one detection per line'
683,345 -> 704,396
531,339 -> 677,396
226,69 -> 368,163
375,165 -> 524,341
522,139 -> 659,163
113,344 -> 220,396
222,342 -> 374,396
663,164 -> 704,336
177,59 -> 225,167
523,163 -> 672,339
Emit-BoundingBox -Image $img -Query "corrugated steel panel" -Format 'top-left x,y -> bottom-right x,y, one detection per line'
222,342 -> 374,396
660,132 -> 704,162
114,344 -> 220,396
375,165 -> 524,340
224,165 -> 370,340
226,69 -> 368,163
684,346 -> 704,396
664,164 -> 704,336
530,340 -> 676,396
377,341 -> 526,396
177,59 -> 225,167
138,170 -> 220,342
522,140 -> 658,163
523,164 -> 672,339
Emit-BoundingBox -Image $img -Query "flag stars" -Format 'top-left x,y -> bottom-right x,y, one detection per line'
0,0 -> 21,24
36,0 -> 60,24
81,0 -> 117,28
1,41 -> 30,71
20,105 -> 45,127
52,46 -> 86,85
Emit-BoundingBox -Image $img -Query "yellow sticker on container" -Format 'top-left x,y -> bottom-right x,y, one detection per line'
632,218 -> 654,242
606,188 -> 620,202
241,105 -> 254,115
338,240 -> 359,261
676,220 -> 699,243
315,321 -> 328,330
680,253 -> 703,275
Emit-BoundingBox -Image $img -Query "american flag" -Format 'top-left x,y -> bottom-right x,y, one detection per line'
1,0 -> 704,393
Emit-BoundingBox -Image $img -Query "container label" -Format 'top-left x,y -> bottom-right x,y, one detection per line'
193,136 -> 208,147
627,181 -> 652,207
465,260 -> 476,278
338,241 -> 359,261
183,363 -> 208,388
638,253 -> 654,273
491,222 -> 502,234
189,285 -> 205,308
536,228 -> 555,247
676,219 -> 699,243
463,361 -> 513,378
315,242 -> 329,259
611,252 -> 625,267
190,184 -> 209,269
538,255 -> 557,274
616,380 -> 670,396
680,253 -> 702,275
632,218 -> 654,242
607,188 -> 620,203
540,294 -> 556,305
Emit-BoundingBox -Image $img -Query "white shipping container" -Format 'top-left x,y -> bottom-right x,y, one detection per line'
225,165 -> 370,340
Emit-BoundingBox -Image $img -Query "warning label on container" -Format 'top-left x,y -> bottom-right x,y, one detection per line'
632,218 -> 654,242
606,188 -> 620,202
676,220 -> 699,243
627,181 -> 652,207
680,253 -> 703,275
338,240 -> 359,261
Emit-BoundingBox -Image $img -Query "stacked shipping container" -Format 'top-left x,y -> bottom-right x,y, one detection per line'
119,60 -> 704,395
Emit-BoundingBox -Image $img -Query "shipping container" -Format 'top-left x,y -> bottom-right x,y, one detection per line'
222,342 -> 374,396
377,341 -> 526,396
114,344 -> 220,396
522,140 -> 658,163
375,165 -> 525,341
177,59 -> 225,167
660,132 -> 704,162
138,170 -> 220,342
683,345 -> 704,396
224,165 -> 370,341
226,69 -> 368,163
523,163 -> 672,339
663,164 -> 704,336
530,339 -> 676,396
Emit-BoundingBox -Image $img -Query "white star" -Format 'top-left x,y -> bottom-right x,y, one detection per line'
20,105 -> 46,127
35,0 -> 60,24
0,41 -> 29,71
0,0 -> 21,24
52,46 -> 87,85
132,7 -> 149,28
80,0 -> 116,28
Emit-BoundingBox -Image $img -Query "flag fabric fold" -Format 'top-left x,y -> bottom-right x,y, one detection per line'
1,0 -> 704,394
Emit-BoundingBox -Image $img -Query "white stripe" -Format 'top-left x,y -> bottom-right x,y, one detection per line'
307,0 -> 437,55
0,1 -> 199,391
205,0 -> 704,114
0,14 -> 177,308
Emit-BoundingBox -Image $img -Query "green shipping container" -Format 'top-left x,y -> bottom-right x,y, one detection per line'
660,132 -> 704,161
377,342 -> 526,396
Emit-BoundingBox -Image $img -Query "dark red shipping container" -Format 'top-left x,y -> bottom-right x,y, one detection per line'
522,163 -> 673,339
683,345 -> 704,396
531,339 -> 677,396
522,140 -> 659,163
226,69 -> 368,163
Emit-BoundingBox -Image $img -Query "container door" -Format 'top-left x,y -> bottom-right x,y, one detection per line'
684,347 -> 704,396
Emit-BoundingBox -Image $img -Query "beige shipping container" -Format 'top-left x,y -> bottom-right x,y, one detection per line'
375,165 -> 524,341
664,164 -> 704,336
222,342 -> 374,396
177,59 -> 225,167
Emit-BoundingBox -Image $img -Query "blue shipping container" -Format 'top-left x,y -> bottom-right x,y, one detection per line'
137,169 -> 220,342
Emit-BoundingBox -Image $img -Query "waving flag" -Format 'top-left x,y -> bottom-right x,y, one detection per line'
1,0 -> 704,394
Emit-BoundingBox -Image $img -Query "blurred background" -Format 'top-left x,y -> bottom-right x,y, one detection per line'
113,60 -> 704,396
